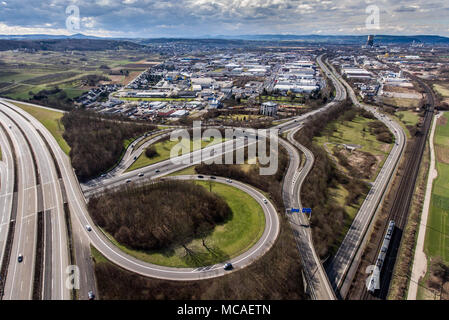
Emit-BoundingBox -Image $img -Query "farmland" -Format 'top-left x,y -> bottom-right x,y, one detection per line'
425,112 -> 449,263
0,50 -> 161,103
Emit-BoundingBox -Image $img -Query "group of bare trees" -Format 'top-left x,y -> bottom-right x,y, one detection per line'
88,181 -> 232,251
62,109 -> 155,181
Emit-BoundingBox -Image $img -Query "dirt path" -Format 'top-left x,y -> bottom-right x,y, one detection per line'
407,112 -> 442,300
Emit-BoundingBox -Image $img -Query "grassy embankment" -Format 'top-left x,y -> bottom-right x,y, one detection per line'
12,102 -> 71,155
101,181 -> 265,267
126,137 -> 225,172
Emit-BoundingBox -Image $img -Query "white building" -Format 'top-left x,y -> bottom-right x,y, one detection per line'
260,102 -> 278,116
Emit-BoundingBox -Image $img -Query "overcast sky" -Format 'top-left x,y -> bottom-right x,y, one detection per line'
0,0 -> 448,37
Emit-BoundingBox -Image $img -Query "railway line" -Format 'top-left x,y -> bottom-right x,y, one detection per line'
359,75 -> 435,300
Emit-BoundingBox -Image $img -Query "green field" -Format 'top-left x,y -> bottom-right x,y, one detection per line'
12,102 -> 71,155
425,113 -> 449,263
314,115 -> 392,159
101,181 -> 266,267
0,50 -> 159,101
433,83 -> 449,98
397,110 -> 420,127
126,137 -> 225,172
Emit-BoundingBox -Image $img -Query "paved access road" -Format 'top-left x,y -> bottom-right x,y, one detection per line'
274,54 -> 347,300
324,60 -> 407,298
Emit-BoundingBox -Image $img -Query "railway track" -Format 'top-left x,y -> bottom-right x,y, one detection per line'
360,76 -> 435,300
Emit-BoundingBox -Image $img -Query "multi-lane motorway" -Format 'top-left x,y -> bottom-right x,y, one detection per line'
0,102 -> 71,300
0,52 -> 396,300
0,54 -> 342,300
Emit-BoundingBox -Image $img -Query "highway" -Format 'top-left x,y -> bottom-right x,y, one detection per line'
0,101 -> 281,285
0,124 -> 14,267
274,54 -> 347,300
0,53 -> 345,299
0,101 -> 71,300
323,59 -> 407,298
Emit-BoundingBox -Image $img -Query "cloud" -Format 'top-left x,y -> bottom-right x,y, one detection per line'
0,0 -> 447,37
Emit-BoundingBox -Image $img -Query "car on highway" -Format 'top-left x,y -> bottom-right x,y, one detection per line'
133,156 -> 137,161
226,179 -> 232,183
138,173 -> 144,177
86,225 -> 92,232
224,263 -> 233,271
155,169 -> 160,173
18,254 -> 23,263
88,291 -> 95,300
126,179 -> 132,183
198,175 -> 204,179
263,198 -> 268,204
210,176 -> 217,180
100,174 -> 106,178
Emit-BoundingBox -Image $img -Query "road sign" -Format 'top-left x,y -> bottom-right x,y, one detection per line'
291,208 -> 300,213
302,208 -> 312,214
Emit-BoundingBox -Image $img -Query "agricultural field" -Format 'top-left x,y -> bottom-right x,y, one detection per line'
0,50 -> 160,102
434,82 -> 449,105
382,96 -> 422,109
425,112 -> 449,263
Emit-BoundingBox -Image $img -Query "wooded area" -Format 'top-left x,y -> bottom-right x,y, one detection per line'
88,181 -> 232,251
62,109 -> 155,181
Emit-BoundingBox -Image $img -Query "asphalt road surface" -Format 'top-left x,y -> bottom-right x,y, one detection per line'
0,101 -> 71,300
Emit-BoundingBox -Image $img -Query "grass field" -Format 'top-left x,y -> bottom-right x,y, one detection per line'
101,181 -> 266,267
397,110 -> 420,127
167,166 -> 197,176
425,112 -> 449,263
126,137 -> 225,172
433,83 -> 449,98
314,115 -> 392,158
12,102 -> 71,155
0,50 -> 159,102
382,96 -> 422,109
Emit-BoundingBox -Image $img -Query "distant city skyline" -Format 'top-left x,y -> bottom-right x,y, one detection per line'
0,1 -> 448,38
